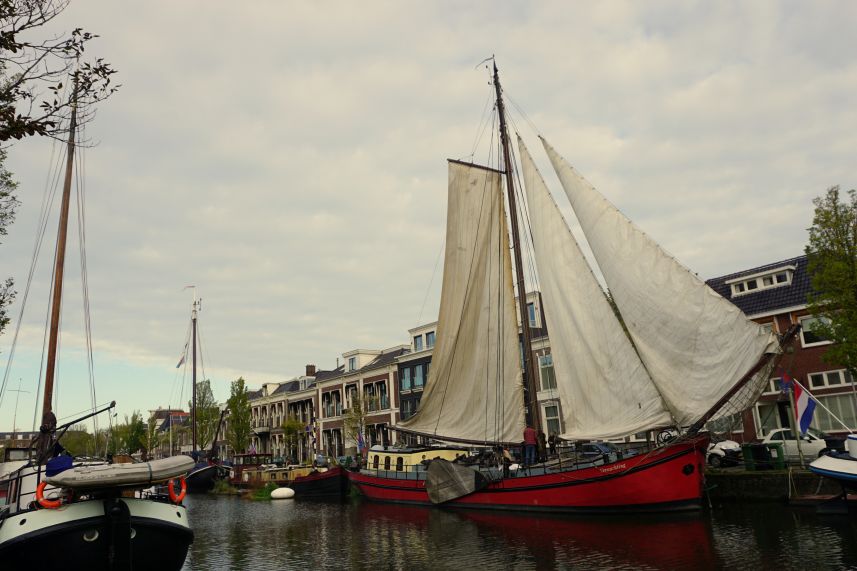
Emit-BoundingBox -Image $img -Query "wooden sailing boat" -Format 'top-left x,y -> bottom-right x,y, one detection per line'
0,87 -> 195,569
349,62 -> 794,512
181,290 -> 224,494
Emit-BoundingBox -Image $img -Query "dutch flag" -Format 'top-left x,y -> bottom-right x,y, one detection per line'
793,379 -> 817,435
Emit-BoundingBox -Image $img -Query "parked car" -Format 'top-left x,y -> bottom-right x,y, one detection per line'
761,427 -> 830,463
706,439 -> 742,468
579,442 -> 620,463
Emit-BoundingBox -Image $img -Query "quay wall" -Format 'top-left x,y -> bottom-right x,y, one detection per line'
705,469 -> 841,501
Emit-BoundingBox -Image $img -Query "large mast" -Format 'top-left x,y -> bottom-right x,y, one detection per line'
41,88 -> 78,424
191,291 -> 199,452
493,62 -> 541,432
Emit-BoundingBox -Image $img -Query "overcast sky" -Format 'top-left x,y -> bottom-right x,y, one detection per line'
1,1 -> 855,428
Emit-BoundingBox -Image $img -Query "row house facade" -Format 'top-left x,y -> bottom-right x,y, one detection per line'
247,346 -> 407,463
706,254 -> 856,440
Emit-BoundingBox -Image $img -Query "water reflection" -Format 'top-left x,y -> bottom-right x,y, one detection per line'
183,495 -> 857,570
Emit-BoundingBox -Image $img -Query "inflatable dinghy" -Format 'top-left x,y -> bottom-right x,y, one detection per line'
46,455 -> 195,489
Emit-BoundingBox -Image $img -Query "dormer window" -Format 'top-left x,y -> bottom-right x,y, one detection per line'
727,265 -> 795,298
348,356 -> 357,371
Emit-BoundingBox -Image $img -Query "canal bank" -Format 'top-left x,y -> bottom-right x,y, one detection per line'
706,468 -> 843,502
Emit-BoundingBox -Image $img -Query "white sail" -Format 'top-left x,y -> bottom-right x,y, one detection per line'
541,138 -> 778,426
518,137 -> 673,439
397,161 -> 525,443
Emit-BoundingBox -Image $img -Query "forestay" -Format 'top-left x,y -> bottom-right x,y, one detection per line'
397,161 -> 525,443
517,137 -> 673,439
541,138 -> 778,426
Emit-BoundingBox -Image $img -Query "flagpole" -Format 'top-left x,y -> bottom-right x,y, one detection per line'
787,386 -> 806,468
792,377 -> 855,434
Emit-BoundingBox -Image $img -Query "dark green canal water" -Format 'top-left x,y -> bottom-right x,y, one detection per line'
181,494 -> 857,570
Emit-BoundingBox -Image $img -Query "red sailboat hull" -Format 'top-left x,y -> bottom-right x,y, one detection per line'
349,436 -> 708,512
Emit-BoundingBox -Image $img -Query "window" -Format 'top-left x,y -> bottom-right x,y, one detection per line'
755,403 -> 781,437
543,404 -> 561,436
809,369 -> 852,389
401,367 -> 412,391
800,316 -> 832,347
539,354 -> 557,390
815,394 -> 857,432
764,377 -> 792,395
414,335 -> 423,351
426,331 -> 436,348
373,455 -> 379,469
729,267 -> 794,297
396,457 -> 404,471
384,456 -> 391,470
348,356 -> 357,371
414,364 -> 425,388
378,382 -> 389,409
527,303 -> 537,327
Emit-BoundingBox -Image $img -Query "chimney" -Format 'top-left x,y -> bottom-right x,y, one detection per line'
306,364 -> 316,377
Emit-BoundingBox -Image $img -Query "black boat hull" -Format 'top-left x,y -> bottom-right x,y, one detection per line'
0,497 -> 192,570
186,463 -> 220,494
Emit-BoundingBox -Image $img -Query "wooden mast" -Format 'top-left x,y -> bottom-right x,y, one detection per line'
191,293 -> 198,452
41,87 -> 78,424
493,61 -> 541,432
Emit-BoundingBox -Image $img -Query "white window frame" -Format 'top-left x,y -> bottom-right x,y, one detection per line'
799,316 -> 834,348
541,400 -> 562,436
727,266 -> 795,298
807,368 -> 853,390
538,354 -> 557,391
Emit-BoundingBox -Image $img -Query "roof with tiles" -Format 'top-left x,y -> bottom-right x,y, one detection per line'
705,254 -> 812,317
271,380 -> 302,395
314,366 -> 345,382
363,347 -> 409,371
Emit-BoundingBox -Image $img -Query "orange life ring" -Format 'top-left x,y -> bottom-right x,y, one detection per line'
168,477 -> 187,503
36,481 -> 62,509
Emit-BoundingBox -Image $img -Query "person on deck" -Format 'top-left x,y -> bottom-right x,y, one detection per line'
537,430 -> 547,462
548,432 -> 558,457
523,425 -> 537,465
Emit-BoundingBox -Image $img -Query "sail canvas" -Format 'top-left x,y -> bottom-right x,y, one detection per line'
397,161 -> 525,443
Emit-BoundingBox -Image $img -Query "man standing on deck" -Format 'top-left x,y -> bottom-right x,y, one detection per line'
523,425 -> 537,465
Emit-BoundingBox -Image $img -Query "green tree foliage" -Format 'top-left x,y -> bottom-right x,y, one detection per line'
189,379 -> 219,451
806,186 -> 857,374
59,423 -> 94,456
226,377 -> 252,455
0,147 -> 17,337
110,411 -> 145,455
143,414 -> 160,461
281,414 -> 305,461
0,0 -> 118,141
343,391 -> 367,451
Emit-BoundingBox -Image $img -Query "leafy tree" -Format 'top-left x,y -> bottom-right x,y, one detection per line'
805,186 -> 857,375
142,414 -> 160,461
281,414 -> 305,462
0,147 -> 17,338
59,423 -> 93,456
0,0 -> 119,141
226,377 -> 252,455
110,411 -> 145,455
343,391 -> 367,454
189,379 -> 219,451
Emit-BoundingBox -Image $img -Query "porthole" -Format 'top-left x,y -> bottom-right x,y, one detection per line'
83,529 -> 99,542
19,519 -> 26,526
130,528 -> 137,539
